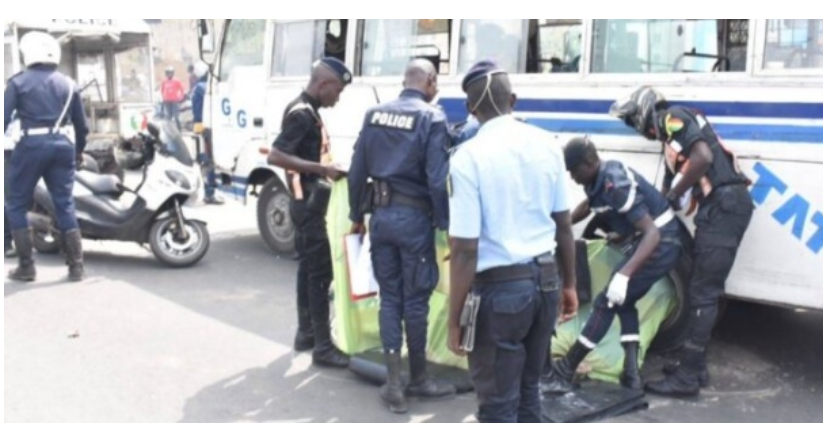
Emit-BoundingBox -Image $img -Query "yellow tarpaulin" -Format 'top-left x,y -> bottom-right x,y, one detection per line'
327,180 -> 676,382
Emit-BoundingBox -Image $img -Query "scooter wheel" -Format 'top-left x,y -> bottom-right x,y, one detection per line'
149,218 -> 210,268
32,227 -> 61,254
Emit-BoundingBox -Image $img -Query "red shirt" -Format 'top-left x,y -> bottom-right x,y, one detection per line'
161,78 -> 185,103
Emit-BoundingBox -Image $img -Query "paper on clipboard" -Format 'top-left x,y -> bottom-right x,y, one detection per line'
344,234 -> 380,300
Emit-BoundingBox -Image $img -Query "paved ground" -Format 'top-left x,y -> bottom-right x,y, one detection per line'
5,200 -> 822,422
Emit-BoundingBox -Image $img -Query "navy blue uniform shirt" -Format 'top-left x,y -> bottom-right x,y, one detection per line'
586,160 -> 678,238
272,92 -> 324,189
4,64 -> 89,153
348,88 -> 450,230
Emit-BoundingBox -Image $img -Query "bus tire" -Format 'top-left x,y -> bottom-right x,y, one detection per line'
649,221 -> 695,353
257,178 -> 296,255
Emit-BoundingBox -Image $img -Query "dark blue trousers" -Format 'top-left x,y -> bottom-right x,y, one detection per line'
7,135 -> 78,232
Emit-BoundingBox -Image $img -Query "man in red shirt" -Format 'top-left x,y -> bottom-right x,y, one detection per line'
160,66 -> 185,129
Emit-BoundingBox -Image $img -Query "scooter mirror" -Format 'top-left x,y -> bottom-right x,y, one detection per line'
147,122 -> 161,139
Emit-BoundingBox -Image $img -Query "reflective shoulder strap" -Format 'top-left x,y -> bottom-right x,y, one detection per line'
52,76 -> 75,135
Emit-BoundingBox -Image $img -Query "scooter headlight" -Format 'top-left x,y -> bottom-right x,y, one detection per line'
165,170 -> 192,190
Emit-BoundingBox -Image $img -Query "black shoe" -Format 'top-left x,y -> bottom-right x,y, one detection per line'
406,378 -> 456,400
381,351 -> 408,414
540,360 -> 576,394
8,262 -> 36,282
312,345 -> 350,368
663,361 -> 710,388
540,341 -> 590,395
63,230 -> 85,282
645,372 -> 701,399
9,229 -> 36,282
293,331 -> 315,352
381,383 -> 409,414
406,352 -> 456,399
620,341 -> 643,391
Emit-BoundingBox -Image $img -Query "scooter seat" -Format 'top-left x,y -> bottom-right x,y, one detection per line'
76,170 -> 123,197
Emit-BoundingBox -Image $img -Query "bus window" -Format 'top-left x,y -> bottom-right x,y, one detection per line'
458,20 -> 525,74
219,19 -> 266,82
4,43 -> 12,83
528,19 -> 583,73
591,19 -> 749,73
360,19 -> 451,76
271,20 -> 327,77
325,20 -> 348,62
763,19 -> 823,70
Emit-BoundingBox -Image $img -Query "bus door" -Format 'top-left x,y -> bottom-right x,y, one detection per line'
209,19 -> 268,172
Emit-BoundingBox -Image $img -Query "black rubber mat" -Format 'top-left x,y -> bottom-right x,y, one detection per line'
541,380 -> 648,423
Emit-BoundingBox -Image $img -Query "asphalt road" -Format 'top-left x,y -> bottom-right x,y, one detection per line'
5,201 -> 822,422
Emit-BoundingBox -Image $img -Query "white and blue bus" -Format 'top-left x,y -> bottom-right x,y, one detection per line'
196,19 -> 822,324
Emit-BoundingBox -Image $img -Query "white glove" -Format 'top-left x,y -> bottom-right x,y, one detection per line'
606,273 -> 630,308
670,173 -> 692,211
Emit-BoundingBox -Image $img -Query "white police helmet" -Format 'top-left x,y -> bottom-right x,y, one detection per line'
193,61 -> 209,79
19,31 -> 61,67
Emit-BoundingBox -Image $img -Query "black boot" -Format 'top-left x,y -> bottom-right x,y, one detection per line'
311,322 -> 349,369
540,341 -> 591,394
293,307 -> 315,352
308,280 -> 349,368
406,352 -> 456,399
62,230 -> 85,282
8,229 -> 36,282
380,351 -> 408,414
662,353 -> 710,388
645,347 -> 702,398
620,341 -> 642,391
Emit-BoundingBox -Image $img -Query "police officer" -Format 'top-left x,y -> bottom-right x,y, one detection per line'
447,60 -> 577,423
348,59 -> 455,414
5,31 -> 89,283
540,137 -> 683,394
268,57 -> 351,368
611,87 -> 754,397
451,115 -> 480,148
190,61 -> 223,205
5,112 -> 16,258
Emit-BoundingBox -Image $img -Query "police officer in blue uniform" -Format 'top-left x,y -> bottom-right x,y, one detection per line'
190,61 -> 223,205
348,59 -> 455,414
447,60 -> 578,423
451,115 -> 480,148
268,57 -> 351,368
5,116 -> 15,258
5,31 -> 89,283
611,87 -> 754,397
540,137 -> 683,394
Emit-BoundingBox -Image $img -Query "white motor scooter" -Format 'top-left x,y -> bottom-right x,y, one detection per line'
29,121 -> 210,267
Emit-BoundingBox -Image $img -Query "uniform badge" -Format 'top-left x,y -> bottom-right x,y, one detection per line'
665,114 -> 684,138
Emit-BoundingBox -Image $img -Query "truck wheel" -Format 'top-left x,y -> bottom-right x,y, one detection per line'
257,179 -> 295,254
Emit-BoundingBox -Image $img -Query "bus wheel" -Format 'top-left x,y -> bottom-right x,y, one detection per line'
257,179 -> 296,255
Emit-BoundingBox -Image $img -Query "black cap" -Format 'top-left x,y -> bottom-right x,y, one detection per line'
461,59 -> 503,92
318,57 -> 352,85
